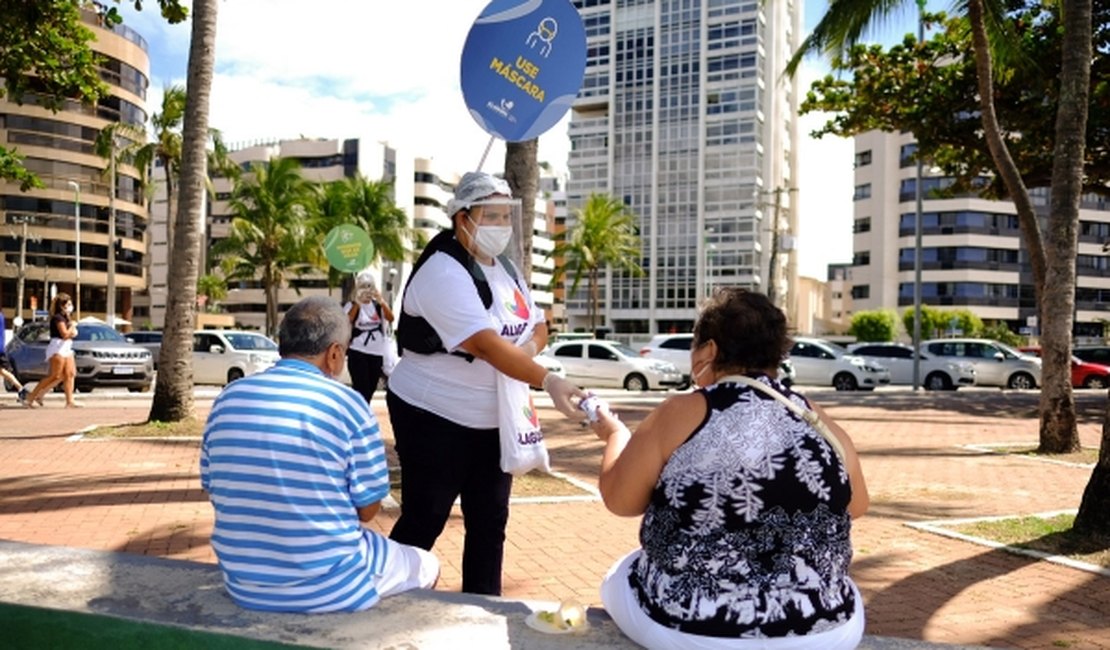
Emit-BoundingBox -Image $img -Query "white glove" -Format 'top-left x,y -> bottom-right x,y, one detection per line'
543,372 -> 587,419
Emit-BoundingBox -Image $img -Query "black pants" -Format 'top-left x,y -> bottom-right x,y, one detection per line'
347,349 -> 384,403
386,390 -> 512,596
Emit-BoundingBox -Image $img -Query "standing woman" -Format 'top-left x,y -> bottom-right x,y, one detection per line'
26,293 -> 80,408
344,269 -> 394,403
387,171 -> 585,596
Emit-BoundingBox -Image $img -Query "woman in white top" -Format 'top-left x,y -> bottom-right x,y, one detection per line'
344,269 -> 394,403
387,171 -> 585,595
26,293 -> 80,408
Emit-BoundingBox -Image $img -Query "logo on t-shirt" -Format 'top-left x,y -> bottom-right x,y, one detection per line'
523,398 -> 539,428
505,288 -> 530,319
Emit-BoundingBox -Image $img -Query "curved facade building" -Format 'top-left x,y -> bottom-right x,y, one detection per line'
1,6 -> 149,327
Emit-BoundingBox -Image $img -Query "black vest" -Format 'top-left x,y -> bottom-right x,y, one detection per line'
396,229 -> 521,360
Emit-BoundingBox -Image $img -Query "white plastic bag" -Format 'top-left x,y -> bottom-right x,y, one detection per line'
496,372 -> 551,476
381,337 -> 399,376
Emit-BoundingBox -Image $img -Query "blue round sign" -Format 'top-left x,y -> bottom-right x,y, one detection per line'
460,0 -> 587,142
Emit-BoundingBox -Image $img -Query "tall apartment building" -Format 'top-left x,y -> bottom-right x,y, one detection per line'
1,6 -> 150,327
564,0 -> 801,337
850,129 -> 1110,339
142,139 -> 557,331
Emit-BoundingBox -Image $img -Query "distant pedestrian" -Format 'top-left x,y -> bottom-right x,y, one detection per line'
344,268 -> 394,403
200,296 -> 438,613
0,308 -> 29,404
24,293 -> 79,408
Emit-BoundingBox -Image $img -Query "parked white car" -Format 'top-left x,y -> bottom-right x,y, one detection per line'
788,337 -> 892,391
545,339 -> 683,391
847,342 -> 976,390
193,330 -> 280,386
922,338 -> 1041,389
639,332 -> 795,388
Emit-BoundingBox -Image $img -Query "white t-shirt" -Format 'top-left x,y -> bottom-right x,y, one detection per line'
388,252 -> 544,429
344,301 -> 390,356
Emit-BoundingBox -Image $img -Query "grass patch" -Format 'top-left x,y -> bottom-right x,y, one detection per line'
86,420 -> 591,498
949,513 -> 1110,568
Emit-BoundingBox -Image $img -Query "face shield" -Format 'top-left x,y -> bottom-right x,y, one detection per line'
465,197 -> 524,270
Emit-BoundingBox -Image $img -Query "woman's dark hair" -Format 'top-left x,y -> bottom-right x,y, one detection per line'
50,292 -> 72,317
692,288 -> 791,372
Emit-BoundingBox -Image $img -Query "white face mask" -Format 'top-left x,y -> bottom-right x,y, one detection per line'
467,216 -> 512,259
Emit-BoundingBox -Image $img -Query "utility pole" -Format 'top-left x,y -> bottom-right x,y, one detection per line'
108,139 -> 118,328
11,215 -> 40,326
68,180 -> 81,319
761,187 -> 797,308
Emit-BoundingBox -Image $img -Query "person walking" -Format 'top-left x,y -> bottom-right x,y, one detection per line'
0,308 -> 29,404
589,288 -> 869,649
24,293 -> 80,408
200,296 -> 438,613
387,171 -> 585,595
344,268 -> 394,403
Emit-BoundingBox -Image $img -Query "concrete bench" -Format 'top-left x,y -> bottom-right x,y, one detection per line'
0,540 -> 987,649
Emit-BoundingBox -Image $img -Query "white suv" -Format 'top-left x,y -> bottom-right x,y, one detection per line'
193,330 -> 280,385
922,338 -> 1041,389
847,342 -> 976,390
789,337 -> 891,391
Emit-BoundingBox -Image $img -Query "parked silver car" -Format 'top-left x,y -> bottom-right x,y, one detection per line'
546,339 -> 683,391
847,342 -> 976,390
922,338 -> 1041,389
5,321 -> 153,393
126,331 -> 162,369
789,337 -> 891,391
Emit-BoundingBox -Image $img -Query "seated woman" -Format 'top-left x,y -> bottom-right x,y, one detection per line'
589,288 -> 869,650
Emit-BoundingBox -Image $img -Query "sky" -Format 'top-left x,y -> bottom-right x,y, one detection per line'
118,1 -> 930,279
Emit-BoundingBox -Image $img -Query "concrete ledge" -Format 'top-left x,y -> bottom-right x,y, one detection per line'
0,540 -> 986,649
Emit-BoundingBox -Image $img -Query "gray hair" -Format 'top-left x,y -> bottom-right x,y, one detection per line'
278,296 -> 350,357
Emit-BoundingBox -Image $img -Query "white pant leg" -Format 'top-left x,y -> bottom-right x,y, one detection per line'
374,537 -> 441,599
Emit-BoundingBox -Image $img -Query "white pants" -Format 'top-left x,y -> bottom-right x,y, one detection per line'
601,550 -> 865,650
374,536 -> 440,598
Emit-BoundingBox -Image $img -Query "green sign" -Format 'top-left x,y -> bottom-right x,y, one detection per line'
323,224 -> 373,272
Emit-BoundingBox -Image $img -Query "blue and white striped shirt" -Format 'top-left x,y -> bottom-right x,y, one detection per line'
200,358 -> 390,612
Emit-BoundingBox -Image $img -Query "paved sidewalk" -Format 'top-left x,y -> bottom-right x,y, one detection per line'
0,390 -> 1108,649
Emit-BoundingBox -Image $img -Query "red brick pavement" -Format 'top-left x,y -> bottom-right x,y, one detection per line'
0,391 -> 1108,649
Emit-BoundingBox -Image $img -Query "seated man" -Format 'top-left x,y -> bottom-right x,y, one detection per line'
201,296 -> 438,612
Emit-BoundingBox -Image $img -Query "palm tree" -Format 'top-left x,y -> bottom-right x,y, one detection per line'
94,121 -> 147,325
315,174 -> 412,294
214,156 -> 319,337
551,194 -> 643,330
196,273 -> 227,312
788,0 -> 1089,454
134,85 -> 186,262
149,0 -> 218,423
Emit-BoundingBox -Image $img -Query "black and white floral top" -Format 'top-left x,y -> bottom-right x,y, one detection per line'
629,374 -> 857,638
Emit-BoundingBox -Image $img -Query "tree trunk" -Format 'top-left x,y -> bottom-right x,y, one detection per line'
968,0 -> 1078,451
504,139 -> 538,286
1038,0 -> 1091,453
1075,395 -> 1110,534
162,153 -> 176,266
588,267 -> 599,331
265,266 -> 278,338
148,0 -> 218,423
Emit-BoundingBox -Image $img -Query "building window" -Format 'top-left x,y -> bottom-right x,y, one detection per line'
854,150 -> 872,168
853,217 -> 871,233
900,143 -> 917,167
852,251 -> 871,266
851,285 -> 870,299
853,183 -> 871,201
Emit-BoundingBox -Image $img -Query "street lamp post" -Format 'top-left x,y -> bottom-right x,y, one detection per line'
67,180 -> 81,319
912,0 -> 927,392
13,216 -> 30,326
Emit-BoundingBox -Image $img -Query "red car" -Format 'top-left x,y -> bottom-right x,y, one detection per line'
1019,346 -> 1110,389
